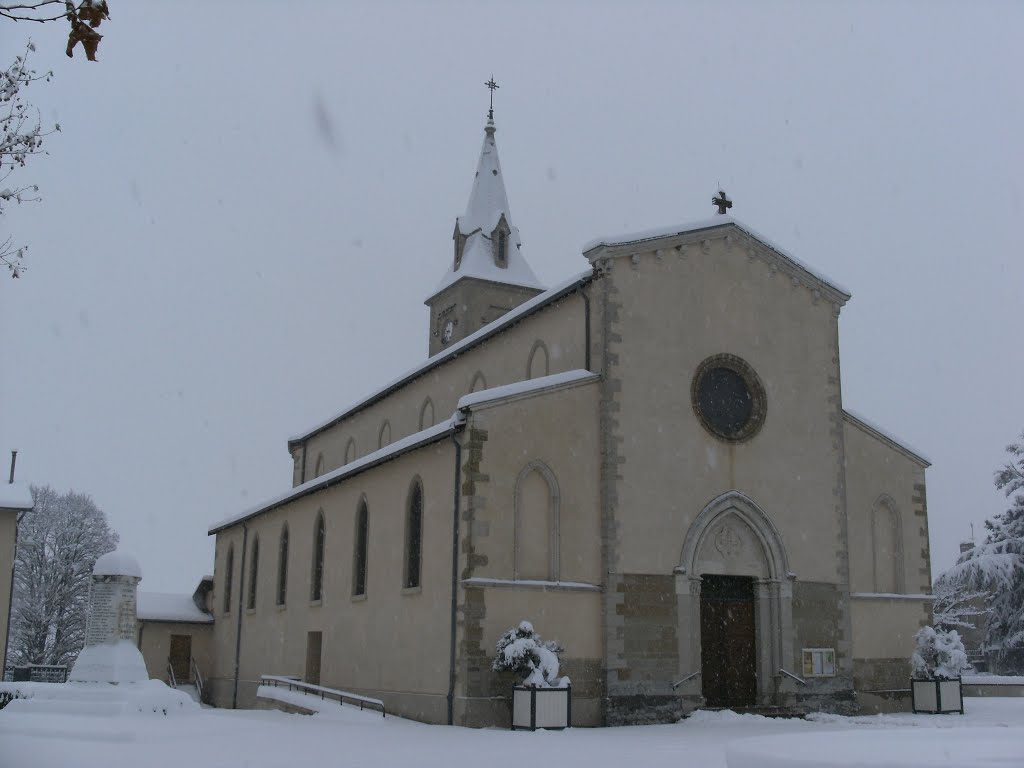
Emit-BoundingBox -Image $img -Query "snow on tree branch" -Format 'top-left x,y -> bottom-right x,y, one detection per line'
934,430 -> 1024,652
492,620 -> 570,688
6,484 -> 118,668
0,40 -> 58,277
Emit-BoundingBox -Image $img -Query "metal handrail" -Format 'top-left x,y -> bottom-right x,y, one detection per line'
779,668 -> 807,685
671,671 -> 701,689
259,674 -> 386,717
190,657 -> 204,702
166,660 -> 177,689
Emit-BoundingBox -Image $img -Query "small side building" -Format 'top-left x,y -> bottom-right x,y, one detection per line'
1,483 -> 34,671
136,577 -> 214,695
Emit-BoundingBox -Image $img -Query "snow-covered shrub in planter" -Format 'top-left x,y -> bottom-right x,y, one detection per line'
494,621 -> 571,730
910,626 -> 967,714
493,620 -> 570,688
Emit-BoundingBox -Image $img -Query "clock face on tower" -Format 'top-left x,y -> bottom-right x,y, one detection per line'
442,319 -> 454,344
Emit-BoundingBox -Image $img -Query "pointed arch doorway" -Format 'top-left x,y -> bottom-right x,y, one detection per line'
677,491 -> 794,709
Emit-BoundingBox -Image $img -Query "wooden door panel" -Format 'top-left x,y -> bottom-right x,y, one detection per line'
169,634 -> 191,682
700,576 -> 756,707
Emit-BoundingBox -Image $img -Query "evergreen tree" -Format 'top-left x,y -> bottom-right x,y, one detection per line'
937,431 -> 1024,651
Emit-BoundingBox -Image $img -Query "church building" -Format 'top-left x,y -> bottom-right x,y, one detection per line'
205,103 -> 932,727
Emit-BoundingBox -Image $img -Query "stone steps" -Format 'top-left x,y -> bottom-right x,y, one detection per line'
695,705 -> 807,719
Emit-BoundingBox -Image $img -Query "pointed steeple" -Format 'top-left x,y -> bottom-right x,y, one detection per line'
424,101 -> 545,355
432,115 -> 542,296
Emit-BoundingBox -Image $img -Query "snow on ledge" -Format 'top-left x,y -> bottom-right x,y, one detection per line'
843,409 -> 932,467
0,482 -> 33,510
210,418 -> 460,534
93,550 -> 143,579
462,577 -> 601,592
457,370 -> 599,411
289,270 -> 593,444
581,215 -> 850,298
962,675 -> 1024,685
850,592 -> 934,601
137,592 -> 213,624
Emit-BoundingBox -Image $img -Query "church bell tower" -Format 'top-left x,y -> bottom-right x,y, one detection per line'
424,83 -> 543,356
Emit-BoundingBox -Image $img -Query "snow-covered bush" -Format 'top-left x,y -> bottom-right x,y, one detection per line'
911,626 -> 968,680
492,621 -> 570,688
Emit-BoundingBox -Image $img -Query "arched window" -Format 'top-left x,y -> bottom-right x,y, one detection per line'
872,496 -> 904,593
379,420 -> 392,449
514,461 -> 561,581
344,438 -> 356,465
405,480 -> 424,589
247,535 -> 260,610
353,499 -> 369,597
527,340 -> 549,380
419,397 -> 435,431
277,525 -> 289,606
311,512 -> 325,602
470,371 -> 487,393
223,545 -> 234,614
314,454 -> 325,478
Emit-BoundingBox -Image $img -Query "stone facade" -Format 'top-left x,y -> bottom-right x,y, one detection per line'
202,119 -> 932,726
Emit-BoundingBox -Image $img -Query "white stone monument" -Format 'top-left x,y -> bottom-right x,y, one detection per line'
68,550 -> 149,684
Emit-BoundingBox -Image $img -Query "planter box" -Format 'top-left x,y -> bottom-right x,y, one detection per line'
511,685 -> 571,730
911,677 -> 963,714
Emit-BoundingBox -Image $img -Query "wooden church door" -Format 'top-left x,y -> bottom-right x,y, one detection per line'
700,575 -> 757,707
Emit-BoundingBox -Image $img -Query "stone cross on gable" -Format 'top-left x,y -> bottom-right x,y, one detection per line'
712,190 -> 733,215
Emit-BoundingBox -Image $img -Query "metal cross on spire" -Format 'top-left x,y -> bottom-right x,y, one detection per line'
485,77 -> 499,120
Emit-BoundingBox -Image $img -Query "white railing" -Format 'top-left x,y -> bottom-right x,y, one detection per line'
672,671 -> 701,689
190,657 -> 204,702
779,668 -> 807,686
259,674 -> 385,717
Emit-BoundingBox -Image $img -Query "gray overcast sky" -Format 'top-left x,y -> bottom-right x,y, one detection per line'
1,1 -> 1021,594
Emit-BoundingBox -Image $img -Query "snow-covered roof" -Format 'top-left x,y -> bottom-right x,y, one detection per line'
213,418 -> 462,534
582,215 -> 851,301
457,370 -> 599,411
290,269 -> 593,445
843,409 -> 931,467
0,482 -> 33,511
93,550 -> 143,579
430,118 -> 543,298
137,592 -> 213,624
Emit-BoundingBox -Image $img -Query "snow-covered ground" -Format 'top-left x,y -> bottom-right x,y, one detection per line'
2,695 -> 1022,768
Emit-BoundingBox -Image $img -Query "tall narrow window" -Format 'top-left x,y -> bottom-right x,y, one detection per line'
344,438 -> 356,465
277,525 -> 289,606
314,454 -> 324,478
247,535 -> 260,610
223,545 -> 234,614
419,397 -> 435,430
405,481 -> 424,589
353,499 -> 369,596
497,231 -> 507,265
311,512 -> 325,601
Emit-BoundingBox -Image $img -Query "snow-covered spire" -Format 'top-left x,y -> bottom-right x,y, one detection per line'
433,116 -> 543,295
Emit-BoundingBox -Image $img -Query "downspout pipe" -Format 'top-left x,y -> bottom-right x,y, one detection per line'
446,432 -> 462,726
232,523 -> 249,709
580,279 -> 591,372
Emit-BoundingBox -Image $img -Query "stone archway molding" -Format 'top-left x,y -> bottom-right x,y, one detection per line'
678,490 -> 790,579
